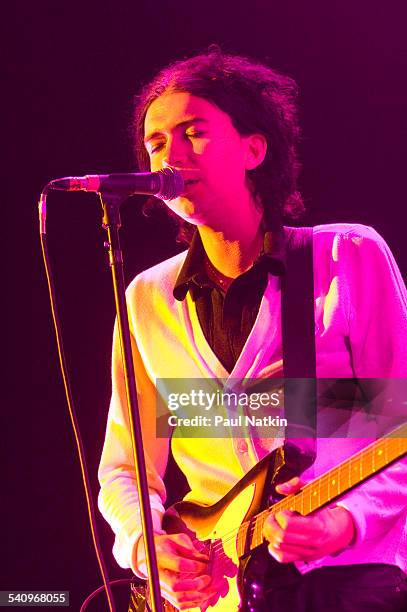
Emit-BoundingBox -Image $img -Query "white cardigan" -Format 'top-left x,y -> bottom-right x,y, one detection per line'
98,223 -> 407,576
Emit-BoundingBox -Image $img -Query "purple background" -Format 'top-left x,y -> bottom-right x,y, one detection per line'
4,0 -> 407,609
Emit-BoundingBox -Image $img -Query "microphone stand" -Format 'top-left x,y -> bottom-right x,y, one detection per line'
100,191 -> 163,612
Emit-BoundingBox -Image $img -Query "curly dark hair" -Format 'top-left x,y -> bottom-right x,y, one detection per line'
131,46 -> 304,242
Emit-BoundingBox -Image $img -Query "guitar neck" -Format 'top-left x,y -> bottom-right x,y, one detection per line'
241,425 -> 407,555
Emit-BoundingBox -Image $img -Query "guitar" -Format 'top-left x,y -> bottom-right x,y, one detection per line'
130,425 -> 407,611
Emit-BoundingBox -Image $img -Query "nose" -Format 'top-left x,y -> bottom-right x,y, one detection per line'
161,134 -> 188,169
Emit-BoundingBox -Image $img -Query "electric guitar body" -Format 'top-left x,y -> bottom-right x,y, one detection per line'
130,426 -> 407,611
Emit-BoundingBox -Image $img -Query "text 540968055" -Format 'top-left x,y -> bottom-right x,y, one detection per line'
0,592 -> 69,607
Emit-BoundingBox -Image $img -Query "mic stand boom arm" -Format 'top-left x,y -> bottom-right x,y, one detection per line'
100,191 -> 163,612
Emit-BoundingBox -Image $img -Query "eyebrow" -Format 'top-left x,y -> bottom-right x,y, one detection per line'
144,117 -> 209,144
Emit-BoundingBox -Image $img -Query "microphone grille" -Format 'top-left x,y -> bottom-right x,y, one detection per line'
156,168 -> 184,200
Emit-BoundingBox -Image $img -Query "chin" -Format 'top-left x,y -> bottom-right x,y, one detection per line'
163,196 -> 202,224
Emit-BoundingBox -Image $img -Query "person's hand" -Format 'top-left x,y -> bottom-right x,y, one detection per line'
136,533 -> 218,610
263,476 -> 355,563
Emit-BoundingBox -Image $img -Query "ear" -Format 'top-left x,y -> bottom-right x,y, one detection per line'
244,133 -> 268,170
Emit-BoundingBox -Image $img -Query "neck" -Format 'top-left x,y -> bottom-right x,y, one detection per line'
199,224 -> 263,279
198,203 -> 264,278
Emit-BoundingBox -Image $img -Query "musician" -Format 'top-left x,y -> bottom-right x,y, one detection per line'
98,48 -> 407,610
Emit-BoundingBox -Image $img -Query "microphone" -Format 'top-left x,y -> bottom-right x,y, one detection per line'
46,167 -> 184,201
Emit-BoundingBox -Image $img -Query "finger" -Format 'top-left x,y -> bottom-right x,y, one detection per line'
158,577 -> 206,602
268,538 -> 325,563
160,553 -> 208,575
263,513 -> 321,551
155,538 -> 209,574
164,587 -> 219,610
274,510 -> 313,531
267,532 -> 317,563
177,588 -> 218,604
275,476 -> 303,494
263,513 -> 286,545
137,533 -> 208,573
138,552 -> 201,578
268,542 -> 303,564
170,535 -> 209,562
170,574 -> 212,593
274,539 -> 318,556
272,529 -> 321,548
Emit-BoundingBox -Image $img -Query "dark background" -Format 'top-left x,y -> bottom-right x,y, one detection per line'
4,1 -> 407,610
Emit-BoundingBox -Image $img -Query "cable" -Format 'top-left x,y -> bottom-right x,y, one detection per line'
79,578 -> 142,611
38,191 -> 117,612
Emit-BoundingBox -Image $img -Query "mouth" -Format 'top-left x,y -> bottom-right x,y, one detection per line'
182,179 -> 200,194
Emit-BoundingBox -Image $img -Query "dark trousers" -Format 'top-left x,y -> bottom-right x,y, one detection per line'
129,562 -> 407,611
245,563 -> 407,612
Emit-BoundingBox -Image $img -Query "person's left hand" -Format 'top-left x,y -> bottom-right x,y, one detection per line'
263,476 -> 356,563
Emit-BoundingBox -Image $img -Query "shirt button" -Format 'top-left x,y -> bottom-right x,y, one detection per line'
237,440 -> 248,453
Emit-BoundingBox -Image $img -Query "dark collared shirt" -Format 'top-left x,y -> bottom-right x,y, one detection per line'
173,230 -> 285,373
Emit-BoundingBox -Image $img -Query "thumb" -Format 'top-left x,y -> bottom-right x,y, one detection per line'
275,476 -> 302,495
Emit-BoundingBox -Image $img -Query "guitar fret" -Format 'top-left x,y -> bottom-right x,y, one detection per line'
351,456 -> 359,487
327,472 -> 331,503
285,497 -> 295,513
320,477 -> 330,507
384,439 -> 389,465
329,472 -> 336,499
237,521 -> 249,557
290,495 -> 300,513
253,515 -> 262,548
302,489 -> 308,515
249,513 -> 263,550
249,519 -> 256,549
259,514 -> 266,545
306,487 -> 312,514
318,476 -> 321,510
257,513 -> 266,539
313,486 -> 318,512
339,463 -> 347,495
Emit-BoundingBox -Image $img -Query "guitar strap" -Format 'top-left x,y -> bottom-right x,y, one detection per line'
281,226 -> 317,460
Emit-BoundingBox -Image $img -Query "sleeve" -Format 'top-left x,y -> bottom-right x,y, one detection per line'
98,319 -> 169,575
344,225 -> 407,378
336,457 -> 407,545
335,225 -> 407,545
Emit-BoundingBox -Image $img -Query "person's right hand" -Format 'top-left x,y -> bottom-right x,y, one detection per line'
136,533 -> 218,610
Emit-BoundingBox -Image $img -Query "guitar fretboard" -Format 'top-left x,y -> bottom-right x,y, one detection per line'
237,425 -> 407,557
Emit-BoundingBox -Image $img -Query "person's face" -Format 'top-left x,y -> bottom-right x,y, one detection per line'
143,91 -> 265,229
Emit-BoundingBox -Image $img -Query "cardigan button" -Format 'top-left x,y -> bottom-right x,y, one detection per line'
237,440 -> 248,453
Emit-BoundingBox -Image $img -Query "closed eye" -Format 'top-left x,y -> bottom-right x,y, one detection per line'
150,142 -> 165,154
186,130 -> 205,138
148,129 -> 207,154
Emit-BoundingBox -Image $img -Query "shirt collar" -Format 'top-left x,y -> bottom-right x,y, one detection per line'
173,226 -> 286,302
173,231 -> 208,301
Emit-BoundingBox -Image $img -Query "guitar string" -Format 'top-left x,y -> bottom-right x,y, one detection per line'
202,436 -> 405,560
201,457 -> 405,564
210,436 -> 402,555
